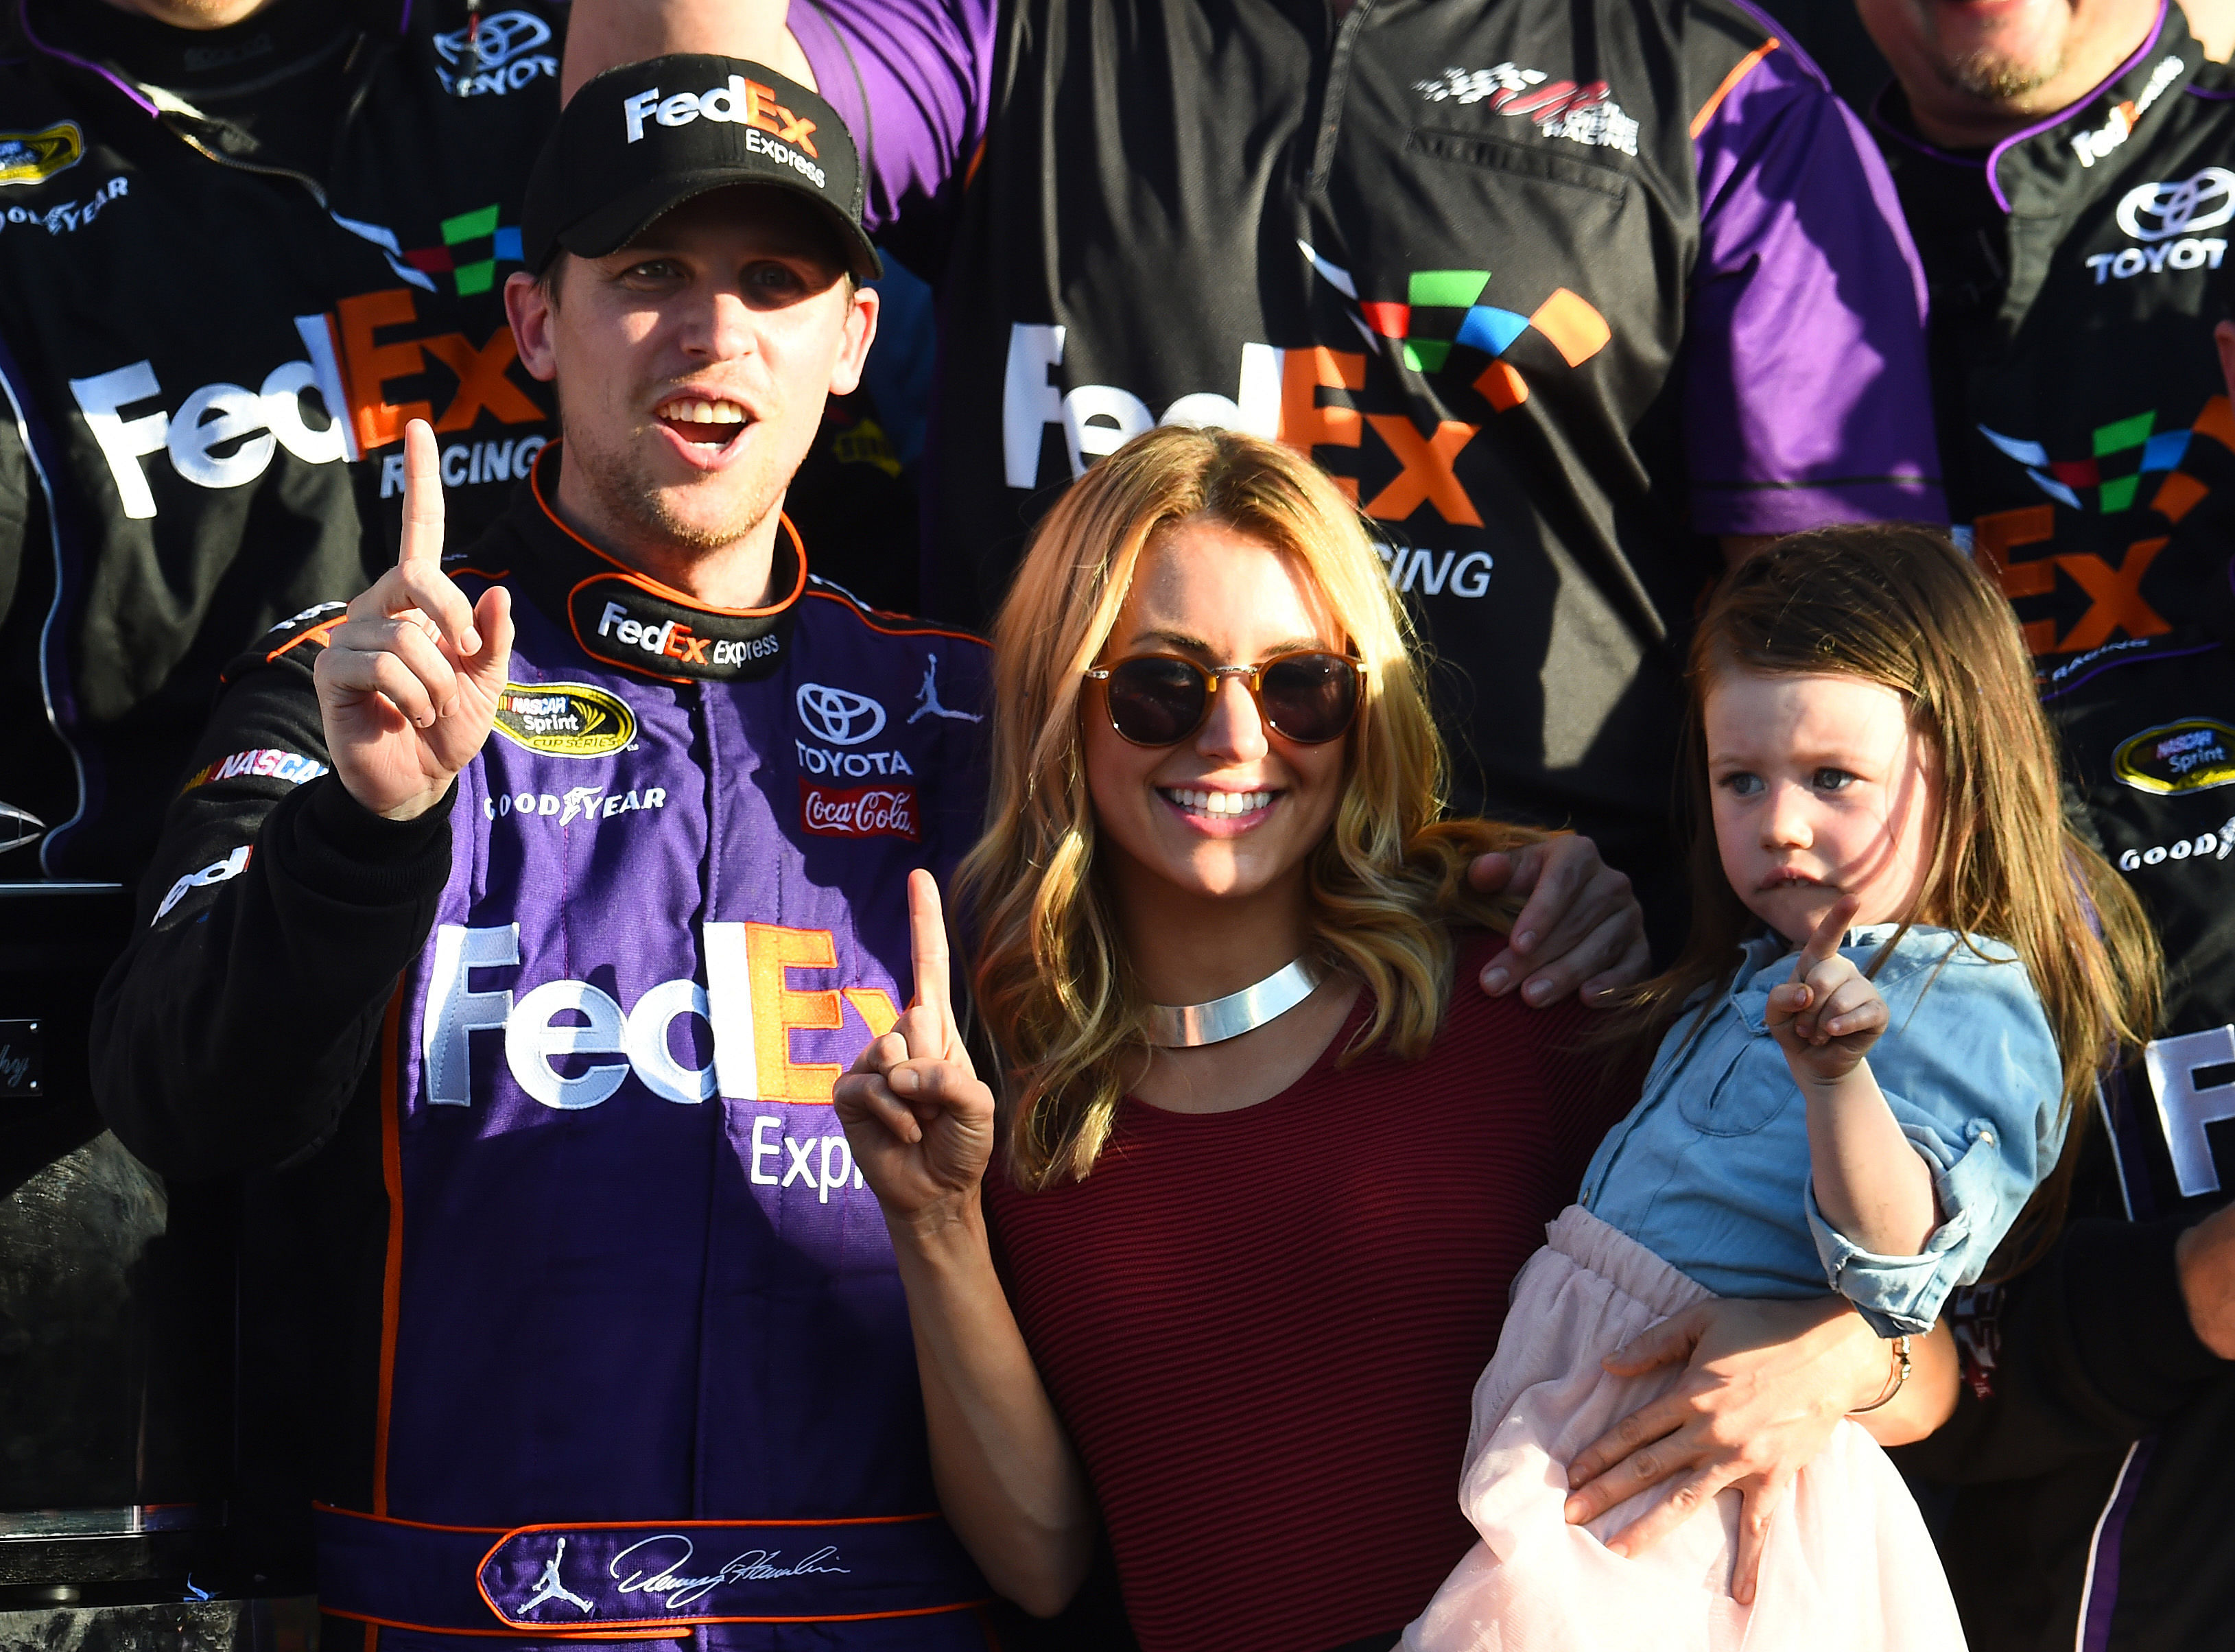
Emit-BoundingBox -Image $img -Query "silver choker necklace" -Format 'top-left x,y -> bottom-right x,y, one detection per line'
1146,956 -> 1327,1048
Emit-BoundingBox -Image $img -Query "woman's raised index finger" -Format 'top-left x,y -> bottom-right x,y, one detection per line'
907,869 -> 952,1024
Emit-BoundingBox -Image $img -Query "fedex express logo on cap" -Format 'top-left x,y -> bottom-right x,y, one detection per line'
622,76 -> 825,182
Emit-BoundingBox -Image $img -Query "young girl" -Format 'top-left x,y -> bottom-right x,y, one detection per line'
1404,525 -> 2161,1650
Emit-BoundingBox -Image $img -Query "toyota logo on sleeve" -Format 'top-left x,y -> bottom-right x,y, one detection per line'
434,9 -> 552,70
2116,168 -> 2235,241
794,684 -> 888,746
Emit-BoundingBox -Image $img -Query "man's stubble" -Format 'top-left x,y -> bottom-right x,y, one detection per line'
561,403 -> 790,558
1939,45 -> 2066,101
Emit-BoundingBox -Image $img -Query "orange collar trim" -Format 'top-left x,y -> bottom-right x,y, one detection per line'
526,439 -> 811,619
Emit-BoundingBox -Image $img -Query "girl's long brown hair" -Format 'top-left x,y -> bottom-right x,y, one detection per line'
1612,524 -> 2160,1271
958,425 -> 1541,1190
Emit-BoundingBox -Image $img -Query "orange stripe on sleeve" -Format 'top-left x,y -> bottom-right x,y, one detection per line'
373,982 -> 406,1517
1690,39 -> 1779,139
265,617 -> 344,665
323,1607 -> 683,1641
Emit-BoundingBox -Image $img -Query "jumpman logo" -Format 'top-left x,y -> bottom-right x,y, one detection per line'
519,1537 -> 595,1616
908,653 -> 983,724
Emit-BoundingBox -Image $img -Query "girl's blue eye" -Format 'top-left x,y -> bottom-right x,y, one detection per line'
1814,768 -> 1855,792
1723,772 -> 1764,797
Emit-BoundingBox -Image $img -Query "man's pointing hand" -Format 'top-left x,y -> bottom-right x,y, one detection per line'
316,418 -> 515,820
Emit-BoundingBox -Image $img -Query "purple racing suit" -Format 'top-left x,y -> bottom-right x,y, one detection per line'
91,447 -> 996,1648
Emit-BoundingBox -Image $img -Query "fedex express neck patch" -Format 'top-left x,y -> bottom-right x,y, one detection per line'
565,575 -> 796,681
503,447 -> 804,683
2114,718 -> 2235,793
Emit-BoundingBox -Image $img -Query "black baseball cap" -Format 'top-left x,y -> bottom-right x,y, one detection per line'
521,55 -> 881,281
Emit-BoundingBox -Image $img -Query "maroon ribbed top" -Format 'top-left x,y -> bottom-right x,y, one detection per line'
985,932 -> 1625,1652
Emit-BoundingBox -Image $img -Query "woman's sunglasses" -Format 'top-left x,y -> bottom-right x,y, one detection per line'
1083,650 -> 1367,747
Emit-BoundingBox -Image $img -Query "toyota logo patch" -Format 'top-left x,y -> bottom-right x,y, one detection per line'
795,683 -> 888,746
434,9 -> 553,69
2116,167 -> 2235,241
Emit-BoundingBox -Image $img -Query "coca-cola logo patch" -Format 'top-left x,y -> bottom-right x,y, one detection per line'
799,779 -> 918,840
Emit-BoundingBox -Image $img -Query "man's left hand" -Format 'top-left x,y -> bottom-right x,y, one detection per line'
1469,834 -> 1648,1006
1559,1297 -> 1937,1603
2177,1200 -> 2235,1358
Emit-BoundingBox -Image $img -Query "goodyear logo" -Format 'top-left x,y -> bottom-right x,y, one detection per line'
0,123 -> 83,187
490,683 -> 636,759
2113,718 -> 2235,794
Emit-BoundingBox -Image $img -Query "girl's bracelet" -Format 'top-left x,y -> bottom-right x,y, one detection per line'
1849,1334 -> 1913,1414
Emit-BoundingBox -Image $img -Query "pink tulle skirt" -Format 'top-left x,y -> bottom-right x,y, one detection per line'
1402,1206 -> 1966,1651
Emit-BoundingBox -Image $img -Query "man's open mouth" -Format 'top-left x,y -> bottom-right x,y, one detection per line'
655,396 -> 750,447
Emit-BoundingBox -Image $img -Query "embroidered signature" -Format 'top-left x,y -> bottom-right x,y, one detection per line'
608,1535 -> 851,1609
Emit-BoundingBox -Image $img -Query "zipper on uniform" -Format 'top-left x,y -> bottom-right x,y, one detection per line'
164,119 -> 332,207
1308,0 -> 1377,195
132,27 -> 390,212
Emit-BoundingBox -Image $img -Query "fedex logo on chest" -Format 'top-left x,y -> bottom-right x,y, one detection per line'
420,920 -> 901,1111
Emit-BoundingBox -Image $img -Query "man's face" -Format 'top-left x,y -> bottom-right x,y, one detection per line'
506,186 -> 876,562
1858,0 -> 2157,141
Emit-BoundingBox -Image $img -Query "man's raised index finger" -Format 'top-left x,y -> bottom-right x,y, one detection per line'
397,418 -> 446,569
907,869 -> 952,1025
394,418 -> 483,656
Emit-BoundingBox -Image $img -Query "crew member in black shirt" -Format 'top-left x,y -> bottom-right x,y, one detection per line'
1859,0 -> 2235,1638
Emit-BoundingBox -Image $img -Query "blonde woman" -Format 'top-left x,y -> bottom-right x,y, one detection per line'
834,427 -> 1953,1652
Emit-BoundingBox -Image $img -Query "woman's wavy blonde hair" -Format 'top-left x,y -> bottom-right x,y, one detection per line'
958,425 -> 1542,1190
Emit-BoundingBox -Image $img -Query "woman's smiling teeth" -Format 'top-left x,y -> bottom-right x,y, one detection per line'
1161,787 -> 1274,817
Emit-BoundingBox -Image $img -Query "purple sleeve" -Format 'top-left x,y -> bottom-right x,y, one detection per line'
1686,40 -> 1948,533
790,0 -> 997,239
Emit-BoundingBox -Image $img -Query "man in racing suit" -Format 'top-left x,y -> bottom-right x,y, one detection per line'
565,0 -> 1946,948
1856,0 -> 2235,1638
89,60 -> 1003,1647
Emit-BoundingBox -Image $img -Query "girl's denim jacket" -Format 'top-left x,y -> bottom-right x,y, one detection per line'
1579,924 -> 2063,1335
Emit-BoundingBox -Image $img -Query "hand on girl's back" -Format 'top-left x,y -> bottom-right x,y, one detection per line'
1467,832 -> 1651,1006
833,871 -> 999,1227
1764,897 -> 1889,1087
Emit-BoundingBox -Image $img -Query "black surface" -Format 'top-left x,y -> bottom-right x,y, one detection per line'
1746,0 -> 1893,112
0,884 -> 235,1571
0,1534 -> 220,1592
0,1592 -> 316,1652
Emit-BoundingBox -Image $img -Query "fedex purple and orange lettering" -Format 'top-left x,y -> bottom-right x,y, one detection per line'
1000,327 -> 1491,545
420,920 -> 902,1111
1278,347 -> 1364,501
1974,504 -> 2173,657
68,287 -> 547,519
336,287 -> 542,451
